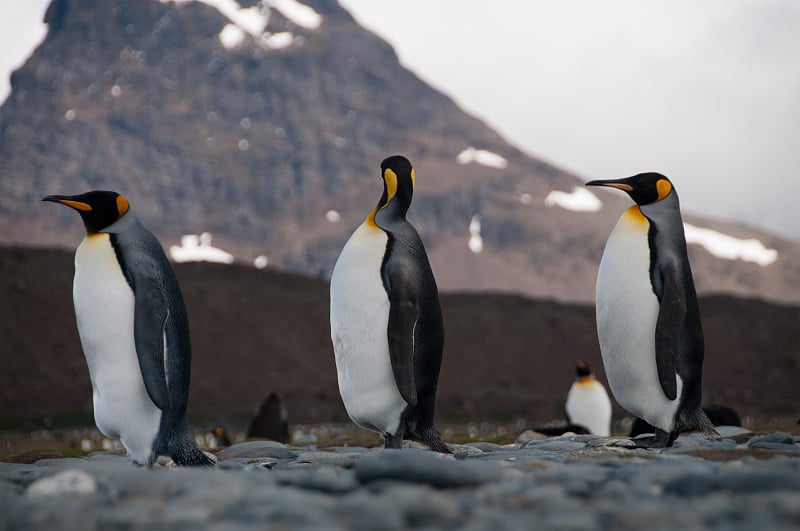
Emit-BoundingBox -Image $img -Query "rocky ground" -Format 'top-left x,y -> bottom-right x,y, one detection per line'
2,427 -> 799,530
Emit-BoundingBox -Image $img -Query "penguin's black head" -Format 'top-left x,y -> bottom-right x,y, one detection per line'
375,155 -> 415,217
586,172 -> 674,205
575,361 -> 593,378
42,190 -> 130,234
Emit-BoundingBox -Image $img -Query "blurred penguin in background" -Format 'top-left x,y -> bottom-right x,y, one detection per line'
207,426 -> 232,448
247,392 -> 290,443
565,361 -> 612,436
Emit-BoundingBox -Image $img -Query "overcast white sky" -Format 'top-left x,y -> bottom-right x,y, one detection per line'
2,0 -> 799,239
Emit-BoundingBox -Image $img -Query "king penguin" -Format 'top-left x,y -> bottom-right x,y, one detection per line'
43,191 -> 215,466
586,173 -> 717,447
565,361 -> 612,436
330,155 -> 450,453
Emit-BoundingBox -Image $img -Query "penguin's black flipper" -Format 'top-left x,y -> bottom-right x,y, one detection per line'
113,232 -> 172,412
653,264 -> 681,401
131,276 -> 171,411
386,267 -> 418,407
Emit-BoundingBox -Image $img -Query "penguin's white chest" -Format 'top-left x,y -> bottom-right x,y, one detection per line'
73,234 -> 161,461
565,380 -> 612,436
595,208 -> 681,431
330,223 -> 407,435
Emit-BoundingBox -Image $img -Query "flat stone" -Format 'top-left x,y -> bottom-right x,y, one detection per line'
293,450 -> 362,466
748,442 -> 800,453
217,457 -> 278,470
0,462 -> 38,483
749,432 -> 794,447
525,440 -> 587,453
663,470 -> 800,497
215,440 -> 297,461
275,466 -> 359,493
449,444 -> 487,458
464,442 -> 505,452
714,426 -> 751,438
354,451 -> 503,488
584,437 -> 637,448
26,469 -> 97,496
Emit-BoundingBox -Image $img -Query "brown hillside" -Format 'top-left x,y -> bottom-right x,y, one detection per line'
0,247 -> 797,427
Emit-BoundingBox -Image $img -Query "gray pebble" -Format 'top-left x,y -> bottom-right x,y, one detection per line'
449,444 -> 487,458
464,442 -> 505,452
714,426 -> 752,438
293,450 -> 362,466
26,469 -> 97,496
748,442 -> 800,452
355,451 -> 503,488
515,430 -> 547,444
275,466 -> 359,493
749,432 -> 795,447
0,462 -> 38,483
524,440 -> 587,453
3,432 -> 800,530
215,441 -> 297,461
664,470 -> 800,497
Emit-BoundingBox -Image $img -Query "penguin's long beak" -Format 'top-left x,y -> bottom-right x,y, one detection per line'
585,179 -> 633,192
42,195 -> 92,211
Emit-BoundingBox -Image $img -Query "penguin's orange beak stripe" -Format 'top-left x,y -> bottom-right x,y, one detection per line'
59,199 -> 92,211
602,183 -> 633,192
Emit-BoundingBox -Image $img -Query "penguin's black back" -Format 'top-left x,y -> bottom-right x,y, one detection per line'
380,217 -> 444,426
107,214 -> 193,449
640,192 -> 706,431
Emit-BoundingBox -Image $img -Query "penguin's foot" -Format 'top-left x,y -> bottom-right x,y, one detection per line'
409,426 -> 452,454
631,429 -> 678,449
171,447 -> 218,467
384,432 -> 403,449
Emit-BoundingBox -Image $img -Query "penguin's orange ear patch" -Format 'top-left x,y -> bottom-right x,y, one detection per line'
656,179 -> 672,200
383,168 -> 398,205
60,199 -> 92,211
116,195 -> 129,217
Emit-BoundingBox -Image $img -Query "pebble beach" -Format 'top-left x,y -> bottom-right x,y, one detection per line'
2,426 -> 799,530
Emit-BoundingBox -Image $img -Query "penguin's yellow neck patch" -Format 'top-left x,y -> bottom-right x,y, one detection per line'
410,168 -> 416,188
656,179 -> 672,200
60,199 -> 92,211
577,376 -> 594,386
624,205 -> 648,225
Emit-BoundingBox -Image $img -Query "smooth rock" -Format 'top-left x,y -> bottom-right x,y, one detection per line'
749,432 -> 794,447
215,440 -> 297,461
524,440 -> 587,453
275,466 -> 359,493
26,469 -> 97,496
663,470 -> 800,497
748,442 -> 800,453
515,430 -> 547,444
354,451 -> 503,488
0,462 -> 38,483
465,442 -> 505,452
449,444 -> 487,458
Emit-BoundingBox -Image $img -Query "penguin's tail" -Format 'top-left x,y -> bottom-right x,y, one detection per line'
410,425 -> 451,454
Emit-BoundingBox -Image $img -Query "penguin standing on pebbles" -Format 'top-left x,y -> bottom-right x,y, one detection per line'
330,155 -> 450,453
43,191 -> 215,466
565,361 -> 612,436
587,173 -> 717,447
